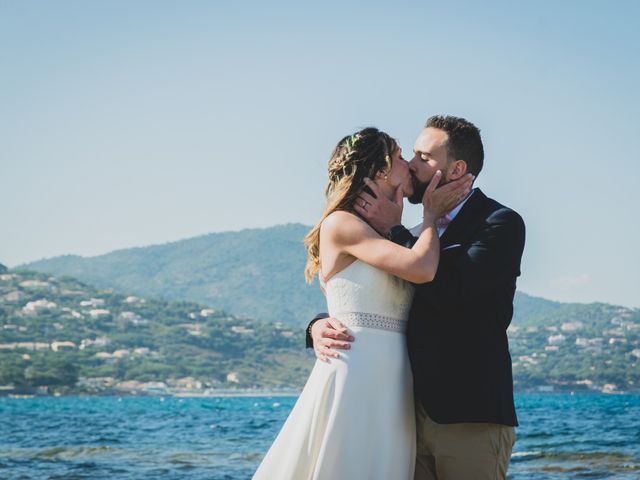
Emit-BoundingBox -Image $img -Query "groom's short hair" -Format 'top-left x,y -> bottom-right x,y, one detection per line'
426,115 -> 484,177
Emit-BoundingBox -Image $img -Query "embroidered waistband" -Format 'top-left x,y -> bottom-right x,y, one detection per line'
336,312 -> 407,333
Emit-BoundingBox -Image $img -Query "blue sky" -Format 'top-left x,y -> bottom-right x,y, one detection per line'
1,1 -> 639,307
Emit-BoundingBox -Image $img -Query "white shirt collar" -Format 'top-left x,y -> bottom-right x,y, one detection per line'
409,188 -> 477,237
446,187 -> 476,223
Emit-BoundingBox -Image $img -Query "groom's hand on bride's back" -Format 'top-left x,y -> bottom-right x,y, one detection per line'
311,318 -> 354,362
353,179 -> 403,237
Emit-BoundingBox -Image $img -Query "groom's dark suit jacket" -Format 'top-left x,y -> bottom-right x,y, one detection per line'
306,189 -> 525,427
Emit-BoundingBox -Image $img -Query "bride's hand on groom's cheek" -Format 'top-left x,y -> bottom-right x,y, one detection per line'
424,173 -> 474,218
311,318 -> 354,362
353,179 -> 404,237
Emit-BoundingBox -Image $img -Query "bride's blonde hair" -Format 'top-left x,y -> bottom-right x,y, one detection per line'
304,127 -> 399,283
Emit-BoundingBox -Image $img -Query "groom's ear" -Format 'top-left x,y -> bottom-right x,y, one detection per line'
448,160 -> 468,180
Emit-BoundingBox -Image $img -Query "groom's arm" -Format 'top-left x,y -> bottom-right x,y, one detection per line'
305,314 -> 354,362
388,225 -> 418,248
305,313 -> 329,348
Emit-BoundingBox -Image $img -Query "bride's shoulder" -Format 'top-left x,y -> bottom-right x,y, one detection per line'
321,211 -> 372,243
322,210 -> 365,232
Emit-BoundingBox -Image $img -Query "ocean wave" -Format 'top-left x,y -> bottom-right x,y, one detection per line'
514,450 -> 640,475
34,445 -> 117,460
511,450 -> 544,461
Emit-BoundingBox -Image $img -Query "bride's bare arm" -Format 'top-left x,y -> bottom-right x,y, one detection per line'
322,211 -> 439,284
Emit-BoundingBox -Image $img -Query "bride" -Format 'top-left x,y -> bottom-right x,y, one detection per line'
253,127 -> 472,480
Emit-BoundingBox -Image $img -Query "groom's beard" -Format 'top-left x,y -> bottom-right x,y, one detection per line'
408,173 -> 453,204
408,174 -> 429,204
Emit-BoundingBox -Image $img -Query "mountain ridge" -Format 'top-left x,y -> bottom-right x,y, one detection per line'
21,224 -> 320,325
19,223 -> 604,326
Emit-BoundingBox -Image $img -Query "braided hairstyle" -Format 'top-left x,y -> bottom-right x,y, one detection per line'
304,127 -> 399,282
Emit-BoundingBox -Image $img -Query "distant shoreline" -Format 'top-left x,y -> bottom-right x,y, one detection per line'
3,389 -> 640,399
1,389 -> 303,399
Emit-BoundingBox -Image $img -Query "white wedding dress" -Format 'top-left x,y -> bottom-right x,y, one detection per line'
253,259 -> 416,480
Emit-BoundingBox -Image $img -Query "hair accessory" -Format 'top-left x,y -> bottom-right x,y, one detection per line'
344,133 -> 361,158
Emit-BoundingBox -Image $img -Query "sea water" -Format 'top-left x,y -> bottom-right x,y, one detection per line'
1,393 -> 639,479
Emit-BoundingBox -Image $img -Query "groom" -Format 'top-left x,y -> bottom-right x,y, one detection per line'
306,115 -> 525,480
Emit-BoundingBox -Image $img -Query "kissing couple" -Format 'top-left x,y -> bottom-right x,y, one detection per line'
254,115 -> 526,480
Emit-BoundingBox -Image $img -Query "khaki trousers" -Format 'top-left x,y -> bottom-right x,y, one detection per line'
414,400 -> 515,480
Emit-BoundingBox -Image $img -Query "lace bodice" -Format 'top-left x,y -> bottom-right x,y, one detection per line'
322,260 -> 414,322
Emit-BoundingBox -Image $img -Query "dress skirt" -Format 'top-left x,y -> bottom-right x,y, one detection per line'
253,324 -> 416,480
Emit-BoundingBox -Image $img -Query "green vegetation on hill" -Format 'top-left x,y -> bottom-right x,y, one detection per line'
0,270 -> 312,393
22,224 -> 323,325
511,291 -> 564,325
509,302 -> 640,392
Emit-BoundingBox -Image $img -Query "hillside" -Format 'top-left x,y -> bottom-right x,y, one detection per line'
1,268 -> 639,394
21,224 -> 323,325
507,301 -> 639,392
0,269 -> 312,394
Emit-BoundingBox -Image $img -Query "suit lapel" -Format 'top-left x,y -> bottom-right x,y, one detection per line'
440,188 -> 488,247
